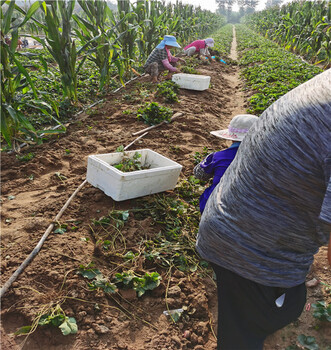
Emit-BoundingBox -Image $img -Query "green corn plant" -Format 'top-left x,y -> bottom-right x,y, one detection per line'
114,0 -> 140,76
73,0 -> 126,90
242,0 -> 330,68
0,0 -> 62,151
135,0 -> 169,60
33,0 -> 79,101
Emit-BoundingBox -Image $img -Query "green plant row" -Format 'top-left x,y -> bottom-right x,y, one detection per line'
1,0 -> 227,150
241,0 -> 330,68
235,24 -> 323,115
212,23 -> 234,58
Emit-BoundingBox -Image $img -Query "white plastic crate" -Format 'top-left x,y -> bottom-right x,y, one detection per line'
86,149 -> 182,201
172,73 -> 210,91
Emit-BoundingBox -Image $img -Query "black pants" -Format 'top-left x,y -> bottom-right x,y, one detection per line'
212,264 -> 307,350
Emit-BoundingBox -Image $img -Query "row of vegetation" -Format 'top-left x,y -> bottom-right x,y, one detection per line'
1,0 -> 226,151
8,18 -> 331,346
212,23 -> 233,58
242,0 -> 330,68
235,24 -> 323,115
234,28 -> 330,348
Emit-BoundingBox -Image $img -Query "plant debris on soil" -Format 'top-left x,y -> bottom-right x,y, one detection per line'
1,58 -> 330,350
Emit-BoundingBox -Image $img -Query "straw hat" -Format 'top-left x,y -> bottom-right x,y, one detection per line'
210,114 -> 259,141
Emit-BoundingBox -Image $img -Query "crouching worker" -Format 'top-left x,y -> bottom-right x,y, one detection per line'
194,114 -> 258,213
197,69 -> 331,350
143,35 -> 184,83
183,38 -> 215,62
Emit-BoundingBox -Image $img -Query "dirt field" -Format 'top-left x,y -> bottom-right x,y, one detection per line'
1,48 -> 330,349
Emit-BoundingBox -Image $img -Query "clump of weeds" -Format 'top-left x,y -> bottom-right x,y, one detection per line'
181,66 -> 198,74
156,81 -> 180,103
137,102 -> 172,125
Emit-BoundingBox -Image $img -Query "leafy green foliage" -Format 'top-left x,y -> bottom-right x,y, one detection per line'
312,301 -> 331,322
156,81 -> 180,103
87,274 -> 118,294
78,263 -> 117,294
58,317 -> 78,336
1,0 -> 225,149
92,210 -> 129,229
235,24 -> 323,115
39,313 -> 78,335
77,262 -> 101,279
181,66 -> 198,74
16,152 -> 35,162
137,102 -> 172,125
175,176 -> 206,206
113,270 -> 161,297
193,146 -> 213,165
297,334 -> 319,350
17,304 -> 79,336
211,24 -> 233,57
134,193 -> 201,272
0,4 -> 63,151
242,1 -> 330,68
113,151 -> 149,172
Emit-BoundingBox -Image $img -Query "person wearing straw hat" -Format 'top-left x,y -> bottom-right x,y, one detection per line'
143,35 -> 185,83
194,114 -> 258,213
196,69 -> 331,350
183,38 -> 216,62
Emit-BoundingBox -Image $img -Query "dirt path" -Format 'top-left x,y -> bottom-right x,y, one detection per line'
1,30 -> 330,350
221,25 -> 247,117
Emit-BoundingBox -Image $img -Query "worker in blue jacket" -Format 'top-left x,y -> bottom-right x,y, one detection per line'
194,114 -> 258,213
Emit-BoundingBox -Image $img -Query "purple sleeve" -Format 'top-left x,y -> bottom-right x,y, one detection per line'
162,59 -> 178,72
200,153 -> 216,174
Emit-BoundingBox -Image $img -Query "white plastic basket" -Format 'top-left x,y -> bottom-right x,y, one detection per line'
172,73 -> 210,91
86,149 -> 182,201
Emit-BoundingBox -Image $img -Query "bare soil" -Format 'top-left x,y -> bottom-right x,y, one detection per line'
1,55 -> 330,349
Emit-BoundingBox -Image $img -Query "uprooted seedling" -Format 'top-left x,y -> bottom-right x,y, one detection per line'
16,304 -> 78,337
77,263 -> 117,294
112,150 -> 150,172
90,209 -> 130,254
77,263 -> 161,297
113,270 -> 161,297
14,273 -> 79,340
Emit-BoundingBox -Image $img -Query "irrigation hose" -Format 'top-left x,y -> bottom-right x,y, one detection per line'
1,132 -> 149,299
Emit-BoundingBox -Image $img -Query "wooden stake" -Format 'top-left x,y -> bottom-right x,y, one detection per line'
124,132 -> 148,150
132,112 -> 183,136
